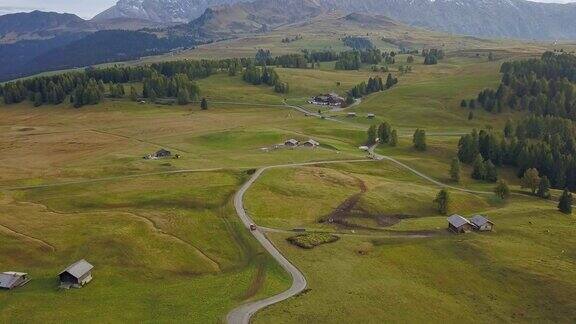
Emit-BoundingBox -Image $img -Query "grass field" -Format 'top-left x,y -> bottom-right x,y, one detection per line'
255,198 -> 576,323
1,40 -> 575,323
0,170 -> 292,322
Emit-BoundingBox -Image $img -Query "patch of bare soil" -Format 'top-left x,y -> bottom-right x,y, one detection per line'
320,176 -> 415,229
320,176 -> 366,226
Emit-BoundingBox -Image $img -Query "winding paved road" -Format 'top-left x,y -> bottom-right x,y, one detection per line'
227,159 -> 372,324
226,146 -> 498,324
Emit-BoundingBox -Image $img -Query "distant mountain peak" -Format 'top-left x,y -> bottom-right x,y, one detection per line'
0,10 -> 93,44
93,0 -> 246,23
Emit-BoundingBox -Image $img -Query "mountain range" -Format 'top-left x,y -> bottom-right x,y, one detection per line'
93,0 -> 245,23
97,0 -> 576,40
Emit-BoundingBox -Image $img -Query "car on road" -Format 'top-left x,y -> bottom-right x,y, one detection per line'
250,224 -> 257,231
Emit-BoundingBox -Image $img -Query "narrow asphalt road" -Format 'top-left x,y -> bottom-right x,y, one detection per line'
227,159 -> 372,324
368,146 -> 493,195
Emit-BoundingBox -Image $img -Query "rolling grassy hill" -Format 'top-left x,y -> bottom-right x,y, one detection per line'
0,39 -> 575,323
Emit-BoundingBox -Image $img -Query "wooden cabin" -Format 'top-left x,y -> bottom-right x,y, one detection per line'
59,260 -> 93,289
470,215 -> 494,232
302,139 -> 320,148
284,139 -> 299,147
154,149 -> 172,158
0,272 -> 30,290
447,215 -> 473,234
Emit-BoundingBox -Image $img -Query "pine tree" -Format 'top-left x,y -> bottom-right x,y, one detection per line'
33,92 -> 43,107
537,176 -> 551,199
485,160 -> 498,182
149,89 -> 157,102
468,111 -> 474,120
389,129 -> 398,147
558,189 -> 573,214
504,119 -> 514,138
460,99 -> 468,108
177,88 -> 190,105
201,98 -> 208,110
494,180 -> 510,200
450,157 -> 461,182
367,125 -> 377,145
434,189 -> 450,215
385,73 -> 395,89
521,168 -> 541,195
472,154 -> 486,180
130,86 -> 138,101
378,122 -> 392,144
413,129 -> 427,151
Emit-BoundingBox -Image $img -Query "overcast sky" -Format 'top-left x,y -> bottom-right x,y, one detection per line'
0,0 -> 575,19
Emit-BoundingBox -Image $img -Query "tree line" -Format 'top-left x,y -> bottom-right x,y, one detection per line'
1,58 -> 255,108
422,48 -> 445,65
463,52 -> 576,119
343,37 -> 375,50
242,66 -> 289,94
348,74 -> 397,99
457,115 -> 576,190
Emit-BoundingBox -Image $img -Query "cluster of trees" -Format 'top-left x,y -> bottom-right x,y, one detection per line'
2,73 -> 108,108
255,49 -> 273,65
335,50 -> 400,70
422,48 -> 444,65
343,36 -> 375,50
335,51 -> 362,70
348,74 -> 397,99
72,79 -> 105,108
378,122 -> 398,146
108,83 -> 125,98
366,121 -> 398,146
413,129 -> 427,151
1,58 -> 244,108
302,50 -> 339,63
273,54 -> 308,69
242,66 -> 288,94
465,52 -> 576,118
143,73 -> 200,105
458,115 -> 576,190
360,49 -> 383,65
281,35 -> 302,43
471,154 -> 499,182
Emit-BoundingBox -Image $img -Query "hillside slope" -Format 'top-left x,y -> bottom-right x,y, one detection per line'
0,11 -> 95,44
181,0 -> 327,39
96,0 -> 576,40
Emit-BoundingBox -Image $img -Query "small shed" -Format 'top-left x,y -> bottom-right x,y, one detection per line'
59,259 -> 93,289
302,139 -> 320,148
447,214 -> 473,234
367,113 -> 376,119
284,139 -> 299,147
0,272 -> 30,290
470,215 -> 494,232
347,112 -> 357,117
154,149 -> 172,158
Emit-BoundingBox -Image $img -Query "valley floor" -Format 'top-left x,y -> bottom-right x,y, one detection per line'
0,51 -> 575,323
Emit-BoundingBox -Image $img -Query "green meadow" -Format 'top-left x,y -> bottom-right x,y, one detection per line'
1,41 -> 575,323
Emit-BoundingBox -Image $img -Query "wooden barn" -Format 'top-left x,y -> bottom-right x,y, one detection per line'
0,272 -> 30,290
59,259 -> 94,289
154,149 -> 172,158
447,214 -> 473,234
302,139 -> 320,148
284,139 -> 299,147
470,215 -> 494,232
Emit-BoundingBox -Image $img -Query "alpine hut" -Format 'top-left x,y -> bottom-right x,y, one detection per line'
59,259 -> 94,288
